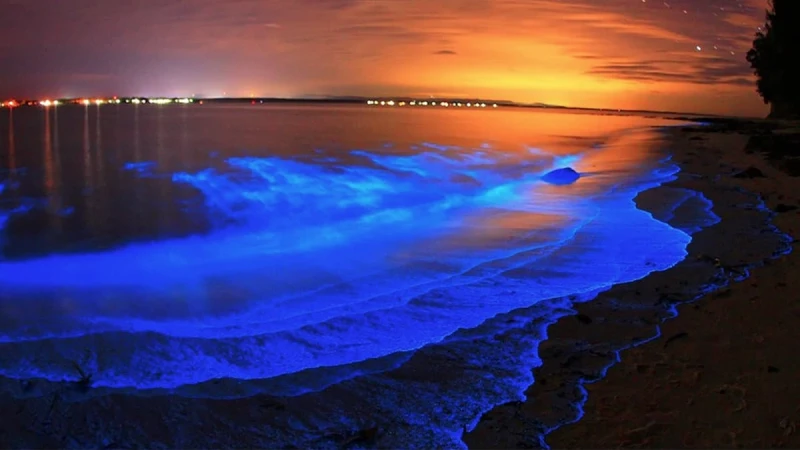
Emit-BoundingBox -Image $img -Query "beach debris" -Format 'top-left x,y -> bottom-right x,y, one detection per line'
44,392 -> 61,423
696,254 -> 722,266
624,420 -> 658,436
337,426 -> 379,448
663,331 -> 689,349
732,166 -> 766,179
779,417 -> 796,436
70,360 -> 93,392
718,383 -> 748,413
18,379 -> 35,393
695,254 -> 748,276
728,429 -> 742,448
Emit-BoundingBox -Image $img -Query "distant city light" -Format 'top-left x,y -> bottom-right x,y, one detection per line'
3,96 -> 502,110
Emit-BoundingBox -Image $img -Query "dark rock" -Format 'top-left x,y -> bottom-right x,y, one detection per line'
541,167 -> 580,185
732,166 -> 766,179
575,314 -> 592,325
768,365 -> 780,373
774,203 -> 799,213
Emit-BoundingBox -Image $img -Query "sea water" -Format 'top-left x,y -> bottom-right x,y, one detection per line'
0,104 -> 718,446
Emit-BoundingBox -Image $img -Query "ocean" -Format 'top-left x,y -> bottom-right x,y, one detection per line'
0,103 -> 720,447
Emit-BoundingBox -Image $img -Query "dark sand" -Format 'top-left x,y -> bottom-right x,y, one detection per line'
466,121 -> 800,448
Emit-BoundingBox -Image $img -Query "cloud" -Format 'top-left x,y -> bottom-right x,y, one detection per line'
0,0 -> 772,115
586,53 -> 755,87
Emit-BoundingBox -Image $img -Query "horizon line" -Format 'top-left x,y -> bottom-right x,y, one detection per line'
0,95 -> 755,119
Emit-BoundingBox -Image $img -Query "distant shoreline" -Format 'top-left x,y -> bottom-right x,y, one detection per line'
1,96 -> 757,120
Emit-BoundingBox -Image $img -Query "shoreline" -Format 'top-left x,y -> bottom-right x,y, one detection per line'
0,118 -> 795,448
0,124 -> 696,449
465,121 -> 799,448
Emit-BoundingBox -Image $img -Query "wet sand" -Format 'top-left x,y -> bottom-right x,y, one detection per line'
466,120 -> 800,448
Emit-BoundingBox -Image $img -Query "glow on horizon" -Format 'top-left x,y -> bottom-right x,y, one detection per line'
0,0 -> 772,116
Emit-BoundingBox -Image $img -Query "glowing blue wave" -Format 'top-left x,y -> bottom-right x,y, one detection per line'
0,142 -> 693,396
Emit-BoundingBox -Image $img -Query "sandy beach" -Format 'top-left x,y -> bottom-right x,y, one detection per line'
466,120 -> 800,448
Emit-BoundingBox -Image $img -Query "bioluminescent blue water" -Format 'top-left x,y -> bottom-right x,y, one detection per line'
0,132 -> 698,397
3,105 -> 746,449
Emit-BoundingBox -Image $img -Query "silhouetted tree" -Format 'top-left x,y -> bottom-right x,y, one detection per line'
746,0 -> 800,118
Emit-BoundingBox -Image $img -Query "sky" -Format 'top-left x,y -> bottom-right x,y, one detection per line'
0,0 -> 772,116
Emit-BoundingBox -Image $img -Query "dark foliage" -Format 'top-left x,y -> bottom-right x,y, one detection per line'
746,0 -> 800,117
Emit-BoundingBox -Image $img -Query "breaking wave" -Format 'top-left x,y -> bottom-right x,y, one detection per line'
0,137 -> 705,402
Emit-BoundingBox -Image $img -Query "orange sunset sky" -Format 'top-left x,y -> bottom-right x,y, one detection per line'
0,0 -> 772,116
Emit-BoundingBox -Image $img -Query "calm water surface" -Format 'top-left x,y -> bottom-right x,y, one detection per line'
1,104 -> 674,257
